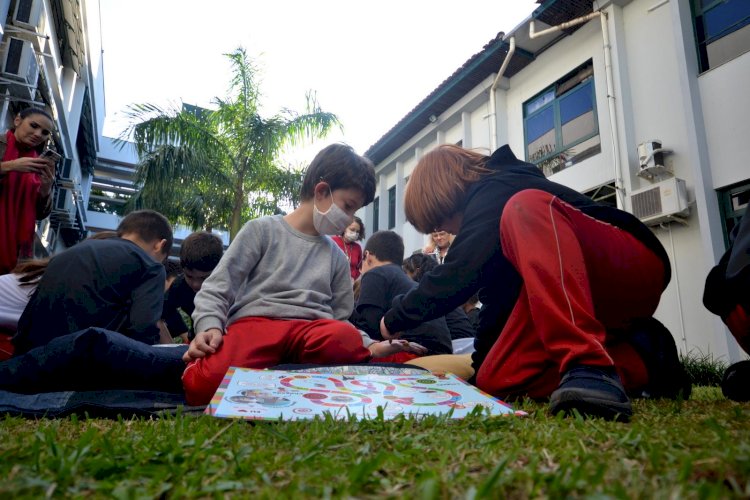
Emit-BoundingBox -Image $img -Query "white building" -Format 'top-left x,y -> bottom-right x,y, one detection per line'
363,0 -> 750,362
0,0 -> 105,252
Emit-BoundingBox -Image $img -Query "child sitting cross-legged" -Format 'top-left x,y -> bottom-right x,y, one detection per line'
351,230 -> 453,363
182,144 -> 380,406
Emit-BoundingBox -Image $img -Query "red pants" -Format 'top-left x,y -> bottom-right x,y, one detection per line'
182,317 -> 372,405
724,304 -> 750,355
372,352 -> 419,364
0,332 -> 13,361
476,189 -> 666,399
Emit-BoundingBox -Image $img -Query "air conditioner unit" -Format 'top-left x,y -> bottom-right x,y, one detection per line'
629,177 -> 689,226
0,37 -> 39,99
11,0 -> 42,31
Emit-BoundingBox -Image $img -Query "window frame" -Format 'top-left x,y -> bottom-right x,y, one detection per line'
523,64 -> 600,170
693,0 -> 750,72
372,196 -> 379,233
387,186 -> 396,229
718,181 -> 750,248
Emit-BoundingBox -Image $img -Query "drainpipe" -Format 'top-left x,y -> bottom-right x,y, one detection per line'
489,36 -> 515,151
529,10 -> 625,207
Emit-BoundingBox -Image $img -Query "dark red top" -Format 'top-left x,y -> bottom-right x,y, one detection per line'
331,235 -> 363,280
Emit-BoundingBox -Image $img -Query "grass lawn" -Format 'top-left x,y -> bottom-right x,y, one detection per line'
1,386 -> 748,498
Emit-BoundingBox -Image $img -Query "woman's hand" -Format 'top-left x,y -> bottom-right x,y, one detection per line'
1,157 -> 56,193
37,157 -> 56,196
1,156 -> 53,175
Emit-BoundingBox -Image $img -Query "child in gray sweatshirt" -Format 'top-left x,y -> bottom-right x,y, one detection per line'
183,144 -> 389,405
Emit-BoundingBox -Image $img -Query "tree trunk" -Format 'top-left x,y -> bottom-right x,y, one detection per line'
229,167 -> 246,241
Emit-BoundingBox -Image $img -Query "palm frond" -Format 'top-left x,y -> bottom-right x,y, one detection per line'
280,91 -> 341,147
225,47 -> 259,114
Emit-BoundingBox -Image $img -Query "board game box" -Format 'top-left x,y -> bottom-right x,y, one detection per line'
207,367 -> 524,420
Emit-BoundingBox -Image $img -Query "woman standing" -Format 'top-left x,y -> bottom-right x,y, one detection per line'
0,108 -> 57,274
332,216 -> 365,281
427,230 -> 454,264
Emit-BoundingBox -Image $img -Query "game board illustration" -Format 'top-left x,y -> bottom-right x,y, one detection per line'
208,368 -> 523,420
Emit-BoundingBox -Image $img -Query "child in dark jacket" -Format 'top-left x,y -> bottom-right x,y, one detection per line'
704,209 -> 750,401
380,145 -> 688,421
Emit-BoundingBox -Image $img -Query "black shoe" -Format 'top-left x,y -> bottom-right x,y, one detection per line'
550,366 -> 633,422
626,317 -> 692,400
722,361 -> 750,402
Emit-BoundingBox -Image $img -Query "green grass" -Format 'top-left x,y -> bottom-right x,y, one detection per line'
682,350 -> 729,387
1,387 -> 748,498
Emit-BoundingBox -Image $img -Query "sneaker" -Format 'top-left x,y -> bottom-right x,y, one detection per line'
549,366 -> 633,422
722,360 -> 750,402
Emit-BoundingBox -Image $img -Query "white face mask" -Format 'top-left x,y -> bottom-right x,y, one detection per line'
313,189 -> 352,236
344,230 -> 359,242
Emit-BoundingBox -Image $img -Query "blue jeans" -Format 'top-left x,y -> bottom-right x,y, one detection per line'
0,328 -> 187,394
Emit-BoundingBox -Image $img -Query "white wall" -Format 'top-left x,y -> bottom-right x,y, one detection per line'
505,20 -> 613,193
699,49 -> 750,190
469,103 -> 491,151
367,0 -> 749,361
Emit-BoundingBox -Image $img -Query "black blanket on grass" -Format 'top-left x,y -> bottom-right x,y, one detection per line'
0,328 -> 426,418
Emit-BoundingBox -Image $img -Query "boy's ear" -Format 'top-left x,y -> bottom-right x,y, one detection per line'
313,182 -> 331,199
154,238 -> 168,257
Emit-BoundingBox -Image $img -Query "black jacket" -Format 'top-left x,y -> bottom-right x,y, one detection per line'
384,145 -> 671,369
14,238 -> 165,354
162,275 -> 196,337
353,263 -> 452,355
704,211 -> 750,317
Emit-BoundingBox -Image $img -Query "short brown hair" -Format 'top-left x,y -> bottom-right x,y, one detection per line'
300,144 -> 376,206
180,231 -> 223,271
117,210 -> 174,251
404,145 -> 490,234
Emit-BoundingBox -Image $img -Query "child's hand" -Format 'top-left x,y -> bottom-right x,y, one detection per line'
404,341 -> 428,355
369,339 -> 428,358
183,328 -> 223,362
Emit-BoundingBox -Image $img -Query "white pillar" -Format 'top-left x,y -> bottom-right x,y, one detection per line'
436,130 -> 445,145
461,111 -> 472,148
378,173 -> 388,232
396,161 -> 405,231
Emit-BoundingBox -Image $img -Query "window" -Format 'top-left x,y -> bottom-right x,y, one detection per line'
584,182 -> 617,209
718,181 -> 750,247
388,186 -> 396,229
372,196 -> 379,233
523,61 -> 601,177
694,0 -> 750,72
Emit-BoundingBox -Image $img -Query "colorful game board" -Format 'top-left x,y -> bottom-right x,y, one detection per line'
208,367 -> 523,421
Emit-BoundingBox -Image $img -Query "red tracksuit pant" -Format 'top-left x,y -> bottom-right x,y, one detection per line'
724,304 -> 750,355
476,189 -> 667,399
182,317 -> 371,405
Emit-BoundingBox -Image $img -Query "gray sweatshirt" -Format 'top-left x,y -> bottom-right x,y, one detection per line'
192,215 -> 354,334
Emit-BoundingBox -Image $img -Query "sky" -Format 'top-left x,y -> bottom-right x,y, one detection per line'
99,0 -> 538,165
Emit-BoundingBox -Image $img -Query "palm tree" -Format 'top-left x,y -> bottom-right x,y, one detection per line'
119,47 -> 340,240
